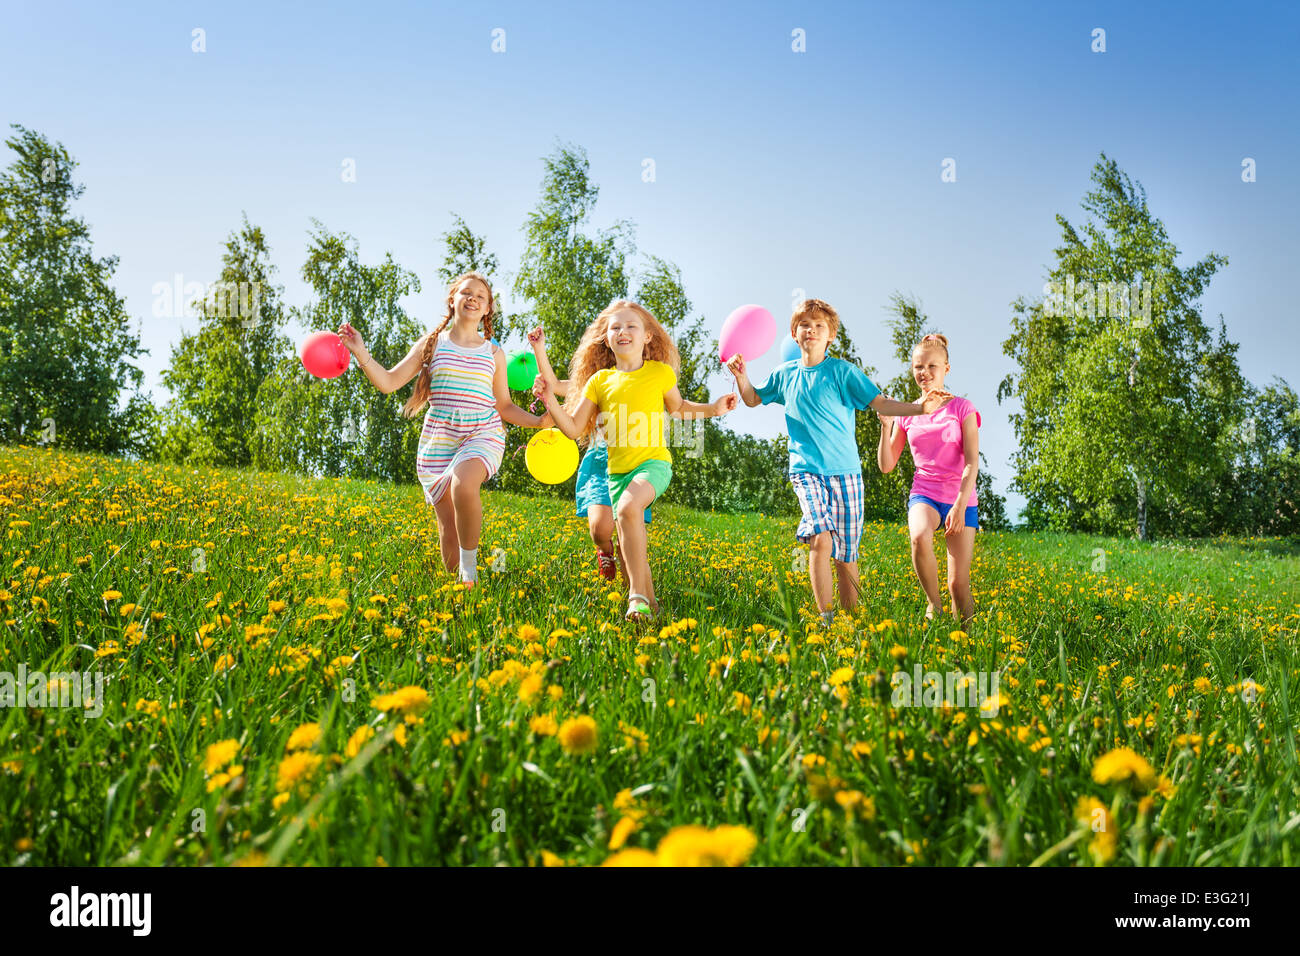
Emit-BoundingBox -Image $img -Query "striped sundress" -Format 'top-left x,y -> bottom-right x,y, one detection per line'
415,337 -> 505,505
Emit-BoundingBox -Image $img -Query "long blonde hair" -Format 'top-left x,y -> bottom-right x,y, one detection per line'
566,300 -> 680,442
402,271 -> 496,418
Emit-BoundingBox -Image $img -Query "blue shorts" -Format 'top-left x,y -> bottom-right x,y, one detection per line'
575,445 -> 651,523
908,494 -> 979,531
790,472 -> 865,563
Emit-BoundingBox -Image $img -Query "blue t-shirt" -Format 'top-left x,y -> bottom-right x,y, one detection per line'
754,357 -> 881,475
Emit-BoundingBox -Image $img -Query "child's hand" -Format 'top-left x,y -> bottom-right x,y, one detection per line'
921,389 -> 954,414
714,392 -> 739,415
337,322 -> 367,356
944,504 -> 967,537
527,326 -> 545,349
532,379 -> 551,401
539,411 -> 554,429
725,354 -> 747,379
532,373 -> 547,393
877,411 -> 895,428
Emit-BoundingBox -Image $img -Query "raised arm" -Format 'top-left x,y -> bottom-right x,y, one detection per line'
533,378 -> 597,440
868,388 -> 953,418
671,391 -> 739,418
527,326 -> 566,393
491,346 -> 549,428
340,323 -> 426,395
725,354 -> 761,407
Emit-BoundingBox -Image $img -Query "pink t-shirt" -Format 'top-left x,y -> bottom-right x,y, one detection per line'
897,396 -> 980,505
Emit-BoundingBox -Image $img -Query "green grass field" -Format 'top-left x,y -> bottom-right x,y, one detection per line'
2,445 -> 1298,866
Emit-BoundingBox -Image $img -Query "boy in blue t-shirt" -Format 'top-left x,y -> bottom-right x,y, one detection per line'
727,299 -> 950,624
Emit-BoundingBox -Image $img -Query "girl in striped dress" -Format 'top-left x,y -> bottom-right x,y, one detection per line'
339,271 -> 550,586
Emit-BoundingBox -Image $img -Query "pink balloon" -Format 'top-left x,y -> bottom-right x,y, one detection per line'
718,304 -> 777,363
299,331 -> 350,379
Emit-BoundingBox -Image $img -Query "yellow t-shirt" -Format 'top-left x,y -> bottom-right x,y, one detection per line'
583,360 -> 677,473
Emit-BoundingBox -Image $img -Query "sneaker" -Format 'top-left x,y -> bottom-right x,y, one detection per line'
596,549 -> 617,580
821,609 -> 836,628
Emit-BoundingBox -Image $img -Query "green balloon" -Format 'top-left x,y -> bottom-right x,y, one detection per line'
506,351 -> 539,391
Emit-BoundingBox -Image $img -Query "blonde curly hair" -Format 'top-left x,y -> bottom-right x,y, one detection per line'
565,299 -> 681,444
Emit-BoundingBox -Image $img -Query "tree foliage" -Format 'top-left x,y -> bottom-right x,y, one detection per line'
1000,154 -> 1250,538
156,215 -> 289,466
0,124 -> 152,455
251,222 -> 423,482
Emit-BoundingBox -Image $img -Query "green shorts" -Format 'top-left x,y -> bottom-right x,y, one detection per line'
608,460 -> 672,513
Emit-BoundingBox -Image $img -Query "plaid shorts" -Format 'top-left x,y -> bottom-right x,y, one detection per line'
790,472 -> 865,563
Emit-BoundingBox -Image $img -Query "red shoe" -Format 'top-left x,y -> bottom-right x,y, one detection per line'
596,549 -> 617,580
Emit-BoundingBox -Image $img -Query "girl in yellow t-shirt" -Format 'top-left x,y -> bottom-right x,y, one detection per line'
534,299 -> 737,621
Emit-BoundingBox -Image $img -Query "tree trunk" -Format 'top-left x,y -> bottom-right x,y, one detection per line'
1136,476 -> 1148,541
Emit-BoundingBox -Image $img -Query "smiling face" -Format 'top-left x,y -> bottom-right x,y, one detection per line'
912,345 -> 950,393
451,277 -> 491,325
604,308 -> 647,362
794,314 -> 832,362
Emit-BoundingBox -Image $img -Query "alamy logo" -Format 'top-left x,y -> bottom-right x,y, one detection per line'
595,406 -> 706,458
0,665 -> 104,718
891,665 -> 1002,717
49,886 -> 151,936
152,274 -> 262,325
1042,274 -> 1152,327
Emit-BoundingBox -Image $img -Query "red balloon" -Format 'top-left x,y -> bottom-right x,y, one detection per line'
299,331 -> 350,379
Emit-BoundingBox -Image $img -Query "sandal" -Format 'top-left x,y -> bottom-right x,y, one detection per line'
625,593 -> 654,622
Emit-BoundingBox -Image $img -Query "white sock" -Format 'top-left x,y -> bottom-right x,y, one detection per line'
459,548 -> 478,582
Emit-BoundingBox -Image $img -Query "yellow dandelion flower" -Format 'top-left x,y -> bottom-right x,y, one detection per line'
558,715 -> 598,756
275,751 -> 321,792
344,725 -> 375,758
371,685 -> 431,715
608,816 -> 638,850
518,673 -> 544,705
828,667 -> 854,687
285,722 -> 321,752
203,738 -> 240,773
1091,747 -> 1156,791
601,848 -> 659,867
529,714 -> 558,736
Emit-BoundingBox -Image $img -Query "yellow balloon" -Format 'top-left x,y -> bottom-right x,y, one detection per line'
525,428 -> 579,484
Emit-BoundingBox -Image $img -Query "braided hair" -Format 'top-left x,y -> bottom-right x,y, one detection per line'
402,271 -> 496,418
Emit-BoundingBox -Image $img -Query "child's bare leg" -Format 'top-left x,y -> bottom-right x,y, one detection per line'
835,559 -> 861,611
590,504 -> 626,586
449,459 -> 488,550
432,492 -> 458,573
809,530 -> 834,613
944,526 -> 976,625
588,505 -> 615,554
615,480 -> 657,607
908,504 -> 944,616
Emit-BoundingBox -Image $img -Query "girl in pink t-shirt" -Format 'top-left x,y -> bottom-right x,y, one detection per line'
877,334 -> 981,623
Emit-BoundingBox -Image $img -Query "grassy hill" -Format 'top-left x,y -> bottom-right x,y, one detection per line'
2,446 -> 1298,865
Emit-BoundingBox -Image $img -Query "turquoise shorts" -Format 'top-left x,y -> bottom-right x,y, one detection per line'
575,445 -> 651,523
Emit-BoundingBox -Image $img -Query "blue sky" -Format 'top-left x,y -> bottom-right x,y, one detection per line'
4,0 -> 1297,517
